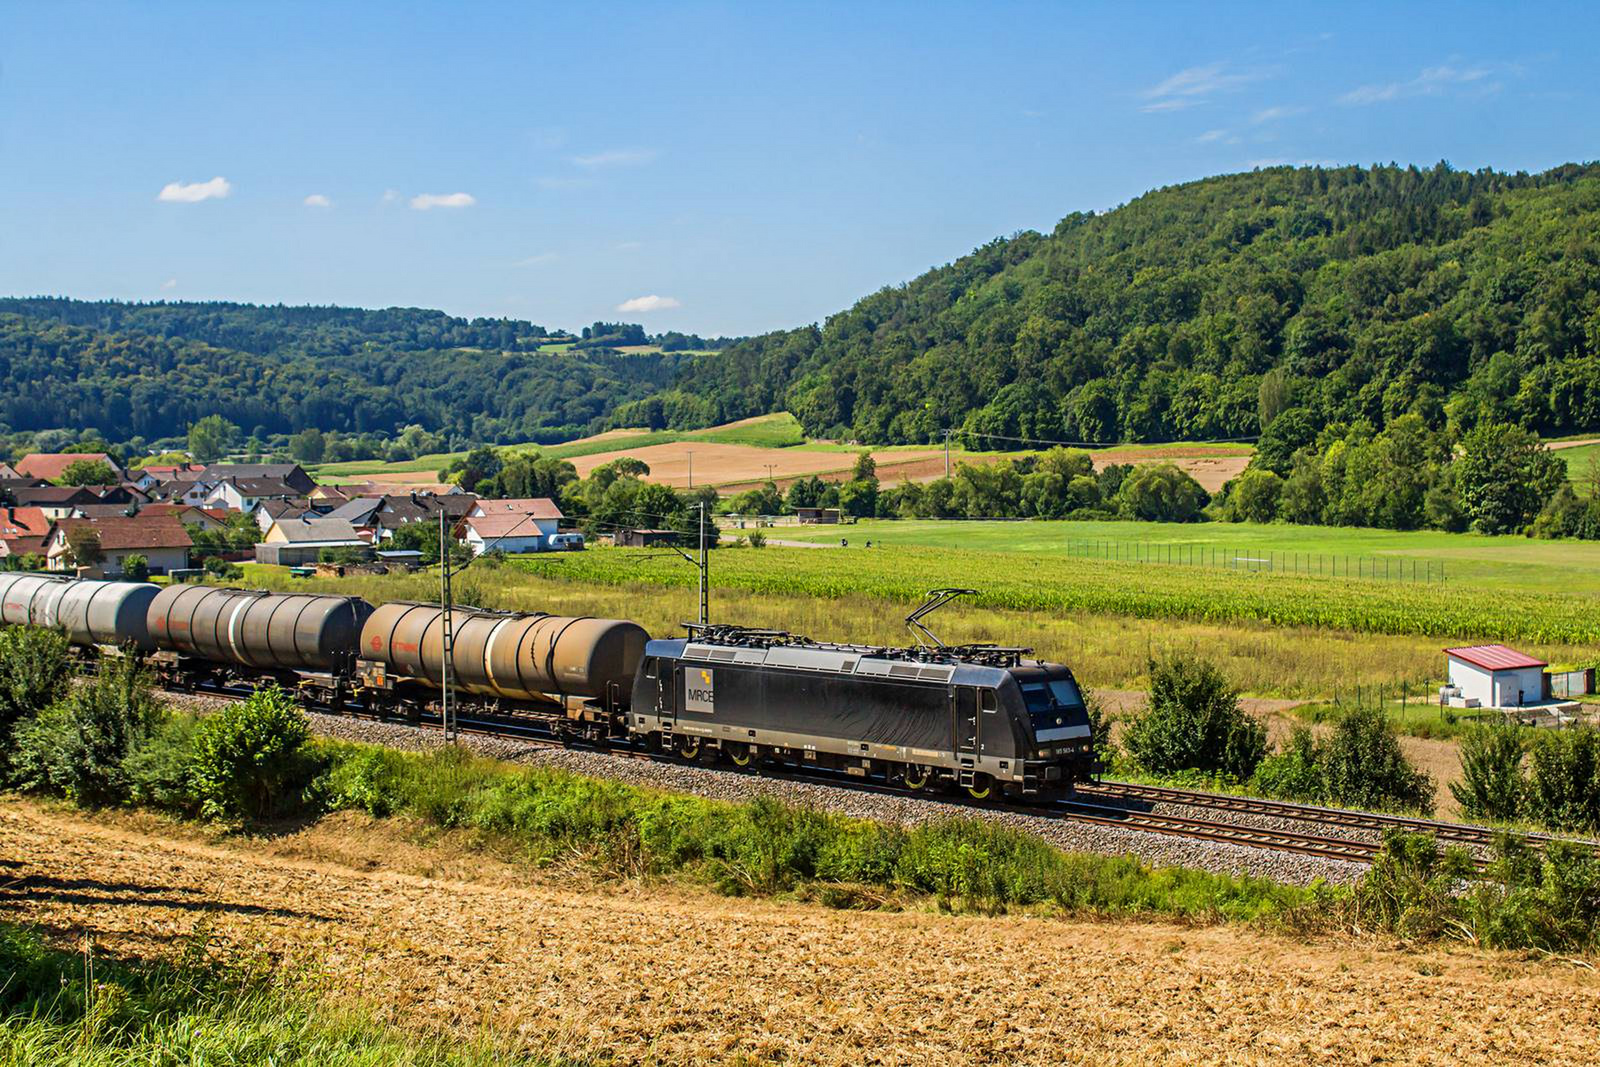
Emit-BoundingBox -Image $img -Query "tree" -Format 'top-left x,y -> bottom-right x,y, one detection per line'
288,427 -> 326,465
837,478 -> 879,518
1227,468 -> 1282,523
121,553 -> 149,581
56,459 -> 118,486
1451,723 -> 1527,822
1113,464 -> 1209,522
64,527 -> 103,568
851,450 -> 878,482
187,415 -> 239,463
1123,651 -> 1266,780
785,475 -> 827,510
1455,424 -> 1565,533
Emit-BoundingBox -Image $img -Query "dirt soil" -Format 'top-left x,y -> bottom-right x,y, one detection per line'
3,800 -> 1594,1066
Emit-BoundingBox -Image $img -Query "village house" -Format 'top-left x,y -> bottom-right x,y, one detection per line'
9,485 -> 105,519
14,452 -> 124,483
254,515 -> 368,566
201,462 -> 317,495
0,506 -> 52,560
44,515 -> 192,577
204,477 -> 304,514
462,498 -> 566,554
142,503 -> 234,533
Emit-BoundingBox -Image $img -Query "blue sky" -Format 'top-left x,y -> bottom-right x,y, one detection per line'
3,1 -> 1596,336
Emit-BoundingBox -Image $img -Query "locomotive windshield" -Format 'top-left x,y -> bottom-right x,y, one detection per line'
1020,677 -> 1086,741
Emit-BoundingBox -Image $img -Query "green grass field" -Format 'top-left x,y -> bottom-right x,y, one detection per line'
1561,441 -> 1600,483
771,517 -> 1600,596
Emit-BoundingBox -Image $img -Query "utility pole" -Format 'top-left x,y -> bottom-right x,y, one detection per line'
764,463 -> 776,483
438,508 -> 455,742
943,428 -> 952,479
686,449 -> 694,489
698,500 -> 708,627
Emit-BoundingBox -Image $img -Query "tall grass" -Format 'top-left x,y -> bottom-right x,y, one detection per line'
319,742 -> 1313,921
233,562 -> 1575,697
0,922 -> 552,1066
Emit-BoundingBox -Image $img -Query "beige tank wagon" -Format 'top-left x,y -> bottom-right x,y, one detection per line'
356,601 -> 648,708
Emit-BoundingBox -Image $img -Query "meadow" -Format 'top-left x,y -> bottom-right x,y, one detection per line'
239,553 -> 1594,697
771,517 -> 1600,596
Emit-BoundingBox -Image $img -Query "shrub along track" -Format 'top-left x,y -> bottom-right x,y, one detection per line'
157,680 -> 1562,874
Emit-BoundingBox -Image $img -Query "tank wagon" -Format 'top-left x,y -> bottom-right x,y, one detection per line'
145,585 -> 375,702
0,573 -> 160,652
355,602 -> 648,731
631,624 -> 1095,798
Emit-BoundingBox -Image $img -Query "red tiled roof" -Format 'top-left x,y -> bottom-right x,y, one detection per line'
463,512 -> 552,538
0,507 -> 52,538
471,497 -> 563,520
48,516 -> 193,552
14,452 -> 121,482
1444,645 -> 1548,672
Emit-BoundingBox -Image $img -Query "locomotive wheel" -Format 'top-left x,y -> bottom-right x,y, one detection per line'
727,743 -> 755,767
965,774 -> 993,801
903,765 -> 930,790
676,736 -> 702,760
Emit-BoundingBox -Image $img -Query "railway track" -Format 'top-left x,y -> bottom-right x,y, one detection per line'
162,681 -> 1550,870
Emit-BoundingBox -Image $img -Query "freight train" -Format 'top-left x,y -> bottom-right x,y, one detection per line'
0,573 -> 1097,799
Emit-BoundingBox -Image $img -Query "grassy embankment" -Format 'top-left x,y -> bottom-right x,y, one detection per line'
239,536 -> 1600,700
0,921 -> 544,1066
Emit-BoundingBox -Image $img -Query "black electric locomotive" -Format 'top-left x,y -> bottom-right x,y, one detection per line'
629,623 -> 1097,798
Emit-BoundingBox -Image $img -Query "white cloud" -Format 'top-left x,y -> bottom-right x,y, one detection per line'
1195,128 -> 1231,143
161,278 -> 177,290
1339,64 -> 1494,105
156,176 -> 231,202
409,192 -> 476,210
1139,62 -> 1273,112
1250,105 -> 1306,123
303,193 -> 332,208
616,294 -> 680,313
381,189 -> 402,204
512,253 -> 558,267
572,148 -> 656,168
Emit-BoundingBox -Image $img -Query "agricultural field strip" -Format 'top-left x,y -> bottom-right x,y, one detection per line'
512,547 -> 1600,645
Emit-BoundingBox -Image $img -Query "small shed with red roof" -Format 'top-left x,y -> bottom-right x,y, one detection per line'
1444,644 -> 1548,709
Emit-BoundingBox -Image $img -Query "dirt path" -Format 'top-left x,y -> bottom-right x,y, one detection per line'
2,800 -> 1594,1065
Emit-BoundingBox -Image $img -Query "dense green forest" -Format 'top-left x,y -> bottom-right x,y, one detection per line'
627,162 -> 1600,445
0,301 -> 686,446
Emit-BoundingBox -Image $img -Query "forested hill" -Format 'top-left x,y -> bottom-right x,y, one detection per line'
624,162 -> 1600,445
0,301 -> 685,446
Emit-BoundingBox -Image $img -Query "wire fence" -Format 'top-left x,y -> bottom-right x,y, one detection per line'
1056,539 -> 1446,583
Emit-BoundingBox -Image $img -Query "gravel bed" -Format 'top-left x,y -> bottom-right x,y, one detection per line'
292,709 -> 1368,886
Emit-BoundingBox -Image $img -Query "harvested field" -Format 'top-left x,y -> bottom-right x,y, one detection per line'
3,799 -> 1596,1066
1085,445 -> 1251,493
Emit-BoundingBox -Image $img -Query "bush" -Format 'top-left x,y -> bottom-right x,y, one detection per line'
1250,726 -> 1324,802
1525,727 -> 1600,833
121,553 -> 149,581
1123,652 -> 1266,779
1317,705 -> 1435,815
204,556 -> 244,581
9,656 -> 163,805
1350,831 -> 1478,941
186,687 -> 319,821
1451,723 -> 1528,822
746,529 -> 767,548
125,713 -> 205,813
0,626 -> 72,741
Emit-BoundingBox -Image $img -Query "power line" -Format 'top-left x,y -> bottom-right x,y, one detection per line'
950,428 -> 1261,449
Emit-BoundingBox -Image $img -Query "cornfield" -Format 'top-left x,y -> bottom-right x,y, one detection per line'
511,545 -> 1600,646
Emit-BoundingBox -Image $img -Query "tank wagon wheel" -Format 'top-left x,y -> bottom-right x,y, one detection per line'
965,774 -> 994,802
726,742 -> 756,768
903,765 -> 930,791
676,736 -> 703,761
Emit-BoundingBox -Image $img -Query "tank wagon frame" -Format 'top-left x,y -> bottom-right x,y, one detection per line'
0,577 -> 1098,801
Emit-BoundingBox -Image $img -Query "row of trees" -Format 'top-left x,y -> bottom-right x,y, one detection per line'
1215,418 -> 1570,535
